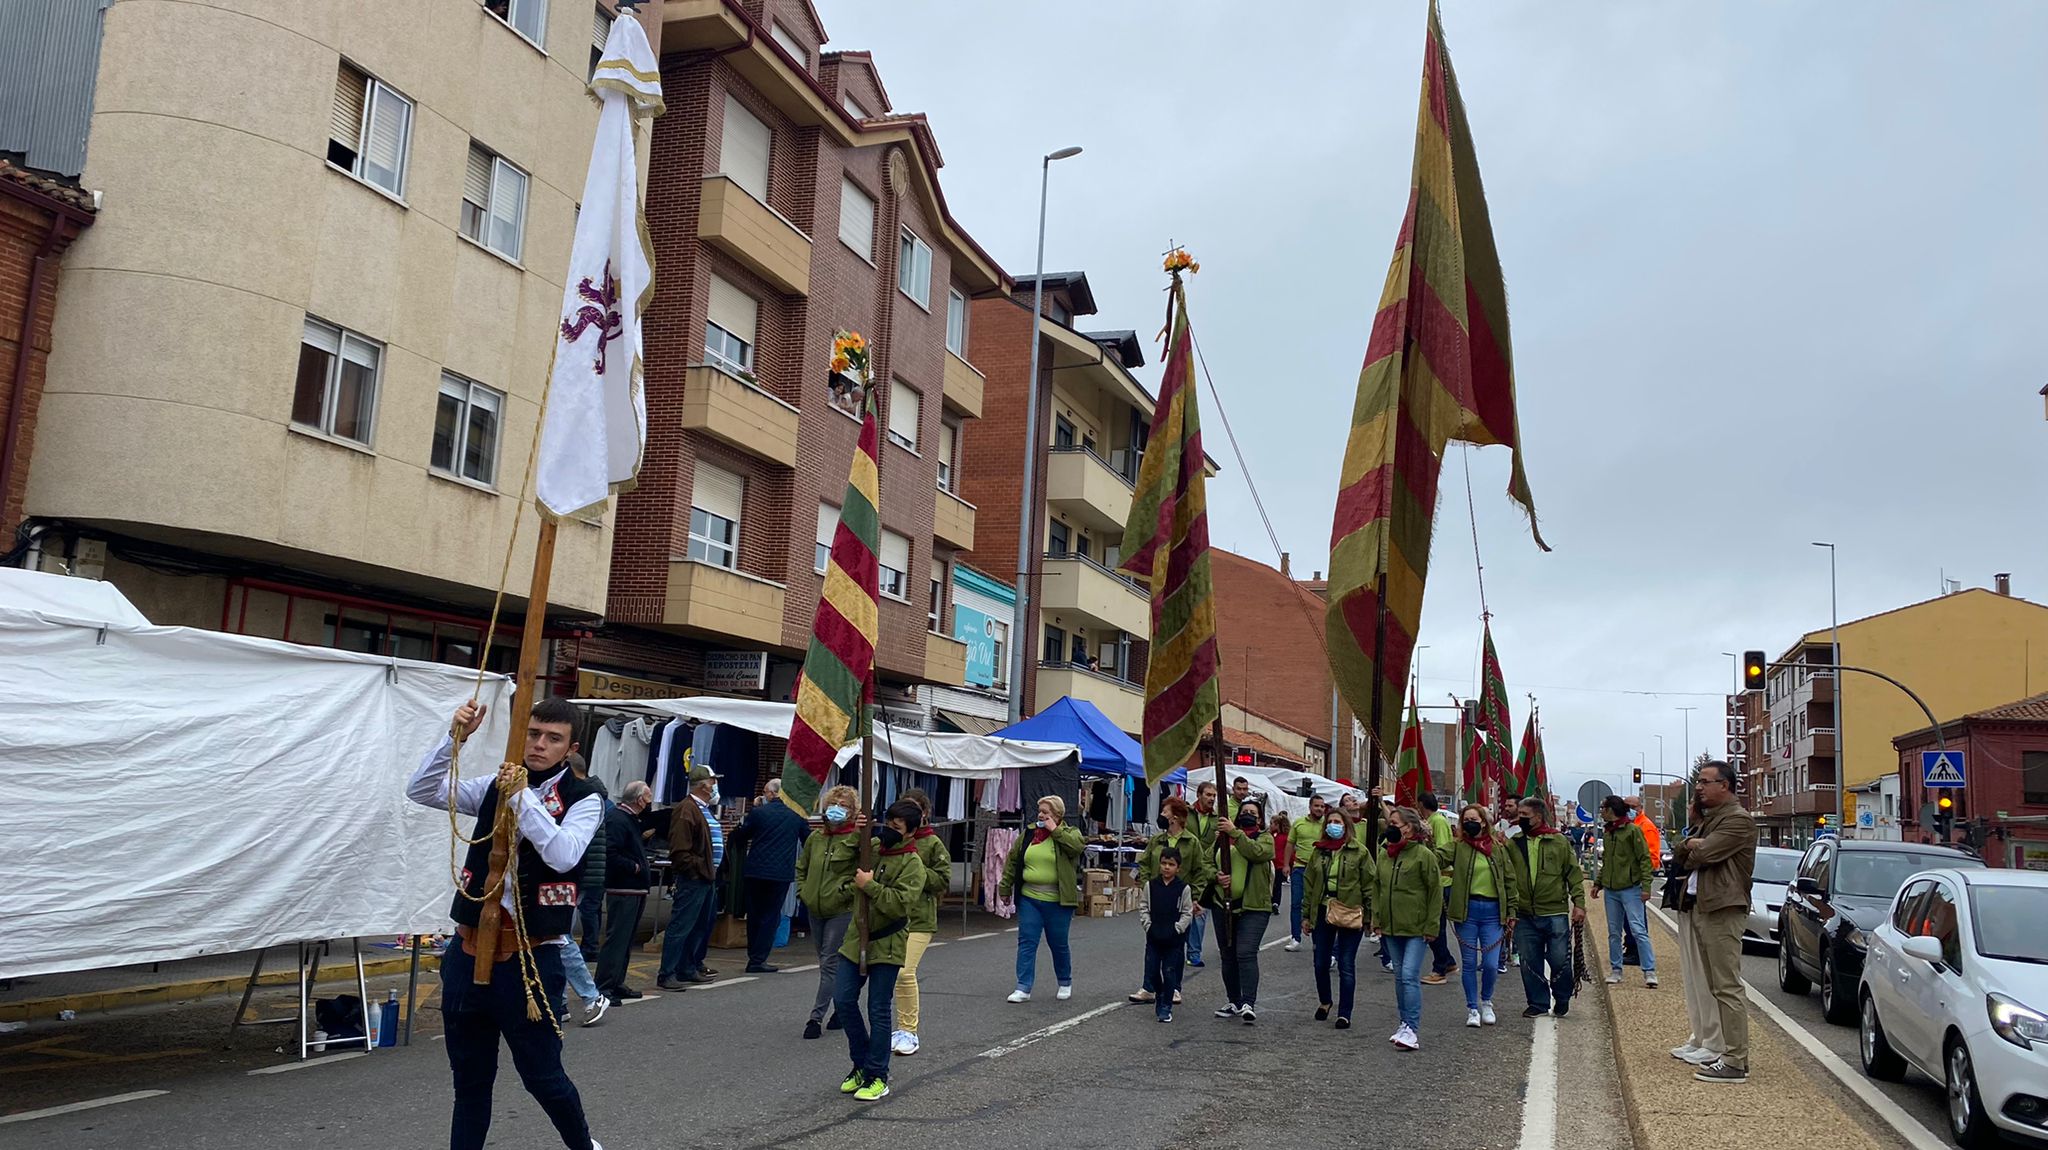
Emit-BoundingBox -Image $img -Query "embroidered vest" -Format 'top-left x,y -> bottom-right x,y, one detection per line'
451,769 -> 599,939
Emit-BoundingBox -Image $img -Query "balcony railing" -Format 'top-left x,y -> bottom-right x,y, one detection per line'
1038,658 -> 1142,692
1044,548 -> 1146,595
1048,443 -> 1140,486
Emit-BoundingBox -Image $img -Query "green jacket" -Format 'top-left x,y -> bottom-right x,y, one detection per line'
908,829 -> 951,933
1427,810 -> 1455,888
1216,823 -> 1275,910
998,825 -> 1085,908
837,843 -> 926,967
1139,827 -> 1214,903
795,827 -> 862,919
1436,839 -> 1522,923
1301,836 -> 1372,926
1505,831 -> 1587,918
1190,807 -> 1220,848
1372,842 -> 1444,938
1595,821 -> 1654,898
1290,816 -> 1325,868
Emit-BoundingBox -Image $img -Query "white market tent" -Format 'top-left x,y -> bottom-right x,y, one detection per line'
1183,764 -> 1369,822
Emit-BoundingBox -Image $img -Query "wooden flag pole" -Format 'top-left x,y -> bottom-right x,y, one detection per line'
471,517 -> 559,980
856,726 -> 875,973
1368,570 -> 1388,790
1211,715 -> 1234,951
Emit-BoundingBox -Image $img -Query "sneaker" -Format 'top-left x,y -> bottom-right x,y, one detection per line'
1380,960 -> 1394,974
840,1068 -> 864,1095
854,1076 -> 891,1101
1055,985 -> 1072,1001
1553,1001 -> 1571,1018
580,996 -> 610,1028
1284,939 -> 1301,952
1466,1008 -> 1482,1028
1158,1012 -> 1173,1023
1128,990 -> 1156,1003
1480,1002 -> 1497,1025
1188,958 -> 1205,968
1421,972 -> 1447,986
1394,1024 -> 1420,1051
1605,972 -> 1623,985
1693,1060 -> 1747,1084
900,1032 -> 920,1056
1172,990 -> 1183,1004
1240,1006 -> 1257,1024
1670,1043 -> 1702,1060
701,966 -> 720,977
1389,1026 -> 1404,1043
1006,989 -> 1031,1004
891,1030 -> 914,1056
1644,973 -> 1659,989
803,1020 -> 823,1040
1681,1047 -> 1721,1066
1214,1004 -> 1241,1018
1521,1005 -> 1548,1019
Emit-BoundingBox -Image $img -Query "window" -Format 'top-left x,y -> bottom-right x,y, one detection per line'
2025,751 -> 2048,805
1053,415 -> 1075,449
842,92 -> 868,120
329,63 -> 412,197
838,177 -> 875,260
292,318 -> 381,444
1043,624 -> 1066,665
1047,520 -> 1070,557
1894,879 -> 1935,933
1070,631 -> 1088,665
1049,299 -> 1072,325
704,274 -> 757,375
946,288 -> 968,356
897,228 -> 932,308
588,5 -> 611,79
989,620 -> 1008,685
879,530 -> 910,600
719,94 -> 771,202
936,419 -> 959,491
1074,533 -> 1090,561
432,374 -> 503,484
769,21 -> 808,70
687,462 -> 743,569
1925,883 -> 1962,968
887,378 -> 920,451
927,558 -> 944,633
460,143 -> 529,260
815,503 -> 839,572
483,0 -> 547,47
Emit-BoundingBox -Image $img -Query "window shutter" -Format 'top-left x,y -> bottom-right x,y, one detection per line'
464,144 -> 493,207
331,64 -> 367,147
929,557 -> 944,584
691,462 -> 744,523
816,503 -> 840,547
888,379 -> 919,447
939,421 -> 958,471
706,275 -> 758,346
592,4 -> 611,51
838,178 -> 874,260
719,94 -> 771,201
302,317 -> 342,355
880,531 -> 910,574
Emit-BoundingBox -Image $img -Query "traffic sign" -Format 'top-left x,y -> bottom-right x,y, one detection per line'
1577,780 -> 1614,812
1921,750 -> 1966,788
1857,809 -> 1876,830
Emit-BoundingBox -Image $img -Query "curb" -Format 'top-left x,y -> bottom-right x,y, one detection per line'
0,956 -> 421,1024
1588,895 -> 1658,1150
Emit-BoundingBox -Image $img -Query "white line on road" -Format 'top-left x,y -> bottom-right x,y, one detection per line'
1005,927 -> 1019,933
1260,935 -> 1290,951
247,1052 -> 369,1075
958,932 -> 997,941
1646,904 -> 1949,1150
978,1001 -> 1125,1060
0,1090 -> 169,1125
1517,1015 -> 1558,1150
783,964 -> 819,974
925,941 -> 946,948
691,976 -> 758,991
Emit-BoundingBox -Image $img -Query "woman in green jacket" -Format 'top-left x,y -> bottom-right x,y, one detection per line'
1374,807 -> 1444,1051
997,795 -> 1084,1003
833,800 -> 927,1102
1440,804 -> 1520,1028
1130,797 -> 1211,1005
1303,807 -> 1371,1029
794,783 -> 862,1040
1212,798 -> 1276,1023
891,788 -> 951,1056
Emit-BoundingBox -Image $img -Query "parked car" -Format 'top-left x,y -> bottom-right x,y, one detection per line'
1778,838 -> 1984,1024
1744,846 -> 1803,951
1857,869 -> 2048,1148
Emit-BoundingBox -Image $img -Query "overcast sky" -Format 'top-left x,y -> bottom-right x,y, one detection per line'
818,0 -> 2048,805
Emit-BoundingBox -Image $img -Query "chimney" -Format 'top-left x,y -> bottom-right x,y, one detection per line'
1279,551 -> 1291,578
1313,570 -> 1323,582
1996,573 -> 2012,596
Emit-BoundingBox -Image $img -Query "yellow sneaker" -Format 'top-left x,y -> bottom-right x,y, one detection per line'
839,1069 -> 864,1095
853,1076 -> 890,1102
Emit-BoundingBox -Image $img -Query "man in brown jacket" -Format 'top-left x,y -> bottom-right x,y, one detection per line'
657,764 -> 722,989
1670,760 -> 1757,1084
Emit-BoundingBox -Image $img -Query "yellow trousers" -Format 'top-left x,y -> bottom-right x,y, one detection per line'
895,931 -> 934,1034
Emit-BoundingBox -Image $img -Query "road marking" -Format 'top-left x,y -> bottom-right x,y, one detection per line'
1517,1015 -> 1558,1150
247,1052 -> 369,1075
611,993 -> 662,1005
1260,935 -> 1290,951
782,964 -> 819,974
1646,905 -> 1949,1150
958,931 -> 998,941
691,976 -> 757,991
924,941 -> 946,948
0,1090 -> 169,1125
1005,927 -> 1019,933
978,1001 -> 1125,1060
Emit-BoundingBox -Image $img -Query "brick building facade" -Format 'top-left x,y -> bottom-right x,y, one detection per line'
0,162 -> 94,540
1894,693 -> 2048,870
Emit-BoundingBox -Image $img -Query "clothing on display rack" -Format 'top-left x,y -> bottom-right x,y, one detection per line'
982,827 -> 1019,918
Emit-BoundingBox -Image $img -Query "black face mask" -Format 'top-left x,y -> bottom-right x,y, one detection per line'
1235,811 -> 1260,830
1462,820 -> 1485,838
876,827 -> 903,849
1383,825 -> 1404,845
1517,817 -> 1535,833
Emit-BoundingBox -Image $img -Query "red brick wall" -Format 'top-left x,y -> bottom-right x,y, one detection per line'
0,192 -> 81,537
1212,549 -> 1354,776
1897,720 -> 2048,864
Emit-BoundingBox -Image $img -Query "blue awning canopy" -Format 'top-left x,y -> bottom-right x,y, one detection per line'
993,696 -> 1186,785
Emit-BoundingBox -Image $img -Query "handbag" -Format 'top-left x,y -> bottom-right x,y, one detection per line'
1326,899 -> 1365,930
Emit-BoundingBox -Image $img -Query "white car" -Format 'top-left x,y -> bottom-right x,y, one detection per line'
1745,846 -> 1802,950
1857,868 -> 2048,1147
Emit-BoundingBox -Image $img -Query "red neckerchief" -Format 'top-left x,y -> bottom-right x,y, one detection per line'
1465,833 -> 1495,857
1315,831 -> 1348,851
822,822 -> 859,836
912,826 -> 937,839
1029,827 -> 1053,845
880,840 -> 916,856
1384,836 -> 1410,859
1605,819 -> 1629,834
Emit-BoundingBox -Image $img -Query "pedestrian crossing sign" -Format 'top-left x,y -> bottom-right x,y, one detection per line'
1921,751 -> 1965,788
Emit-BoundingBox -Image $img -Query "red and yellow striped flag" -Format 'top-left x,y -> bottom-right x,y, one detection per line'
1117,261 -> 1220,784
781,337 -> 881,814
1327,0 -> 1547,760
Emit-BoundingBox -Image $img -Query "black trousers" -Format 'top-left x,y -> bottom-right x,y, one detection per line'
743,877 -> 790,966
594,891 -> 646,997
1142,934 -> 1185,1017
440,940 -> 590,1150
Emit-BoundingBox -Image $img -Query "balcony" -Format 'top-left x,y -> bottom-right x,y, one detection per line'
1040,553 -> 1149,636
942,351 -> 984,419
1045,447 -> 1134,536
1036,662 -> 1144,734
1040,318 -> 1154,416
663,559 -> 786,647
698,175 -> 811,296
934,487 -> 976,551
681,365 -> 799,467
924,633 -> 968,686
1795,730 -> 1838,762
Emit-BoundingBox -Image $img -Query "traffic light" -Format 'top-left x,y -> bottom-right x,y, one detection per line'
1632,768 -> 1643,785
1934,795 -> 1954,840
1743,651 -> 1767,692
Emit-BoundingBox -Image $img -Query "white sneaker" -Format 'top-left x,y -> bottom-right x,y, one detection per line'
1284,939 -> 1301,952
1055,985 -> 1072,1001
1393,1024 -> 1419,1051
1127,990 -> 1155,1003
1239,1005 -> 1257,1023
1389,1026 -> 1405,1043
891,1031 -> 919,1056
1605,971 -> 1622,985
1006,989 -> 1031,1003
1466,1008 -> 1482,1028
1671,1044 -> 1701,1060
1172,990 -> 1183,1004
1215,1004 -> 1242,1018
579,996 -> 609,1028
1644,973 -> 1659,988
1480,1002 -> 1497,1025
1681,1047 -> 1720,1065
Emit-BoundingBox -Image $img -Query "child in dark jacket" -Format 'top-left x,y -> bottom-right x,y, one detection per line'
1139,849 -> 1195,1022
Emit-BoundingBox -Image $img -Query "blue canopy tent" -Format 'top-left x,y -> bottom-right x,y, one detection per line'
995,697 -> 1185,830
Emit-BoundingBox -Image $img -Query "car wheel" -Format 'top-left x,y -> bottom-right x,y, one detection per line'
1858,992 -> 1905,1082
1946,1037 -> 1997,1148
1820,948 -> 1856,1025
1777,924 -> 1811,994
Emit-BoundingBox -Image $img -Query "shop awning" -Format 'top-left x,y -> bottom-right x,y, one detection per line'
935,709 -> 1004,737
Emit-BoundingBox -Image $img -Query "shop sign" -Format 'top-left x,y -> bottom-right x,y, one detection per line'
577,669 -> 685,701
704,650 -> 768,692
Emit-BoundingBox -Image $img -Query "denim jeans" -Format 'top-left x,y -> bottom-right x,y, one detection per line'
1288,868 -> 1307,942
1430,899 -> 1457,974
833,957 -> 899,1081
1015,895 -> 1073,992
1219,909 -> 1270,1008
1604,887 -> 1656,973
1456,896 -> 1505,1010
1186,906 -> 1207,963
809,911 -> 852,1024
551,939 -> 600,1018
441,940 -> 591,1150
1311,912 -> 1364,1018
1386,934 -> 1428,1030
1516,914 -> 1574,1012
658,879 -> 716,980
1143,934 -> 1185,1018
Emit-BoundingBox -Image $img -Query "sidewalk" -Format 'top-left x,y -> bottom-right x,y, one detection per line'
1589,894 -> 1890,1150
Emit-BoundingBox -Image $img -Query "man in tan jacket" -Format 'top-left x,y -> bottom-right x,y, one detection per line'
1670,761 -> 1757,1084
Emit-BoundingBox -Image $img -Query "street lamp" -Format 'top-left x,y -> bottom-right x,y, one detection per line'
1007,145 -> 1084,723
1813,542 -> 1844,835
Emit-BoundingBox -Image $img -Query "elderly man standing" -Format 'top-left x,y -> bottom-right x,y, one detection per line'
657,764 -> 723,989
1670,761 -> 1757,1084
594,781 -> 653,1006
731,778 -> 809,974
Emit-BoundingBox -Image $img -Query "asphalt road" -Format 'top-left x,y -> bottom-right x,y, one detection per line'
0,910 -> 1625,1150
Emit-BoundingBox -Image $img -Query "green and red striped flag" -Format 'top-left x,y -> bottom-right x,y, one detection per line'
781,335 -> 880,814
1392,688 -> 1432,808
1516,709 -> 1550,803
1325,0 -> 1547,761
1459,710 -> 1482,805
1478,622 -> 1512,809
1116,258 -> 1220,784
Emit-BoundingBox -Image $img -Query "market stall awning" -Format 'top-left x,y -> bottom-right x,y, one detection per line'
1184,764 -> 1366,820
935,709 -> 1003,737
993,696 -> 1185,784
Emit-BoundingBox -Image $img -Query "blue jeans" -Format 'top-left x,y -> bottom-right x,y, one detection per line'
551,940 -> 600,1018
1311,912 -> 1363,1018
441,940 -> 591,1150
833,957 -> 899,1081
1456,897 -> 1505,1009
1015,895 -> 1073,992
1516,914 -> 1573,1012
1604,887 -> 1656,973
1431,898 -> 1457,974
1187,906 -> 1207,963
1288,868 -> 1307,941
1142,935 -> 1184,1018
658,879 -> 716,980
1386,934 -> 1428,1030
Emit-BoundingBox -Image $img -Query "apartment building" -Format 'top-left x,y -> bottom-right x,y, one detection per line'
17,0 -> 627,672
0,161 -> 95,538
576,0 -> 1005,710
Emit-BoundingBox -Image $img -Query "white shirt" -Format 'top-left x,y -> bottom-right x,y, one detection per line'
407,735 -> 603,930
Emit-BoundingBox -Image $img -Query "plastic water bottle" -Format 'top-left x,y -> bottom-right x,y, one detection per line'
378,990 -> 399,1048
365,1002 -> 380,1047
